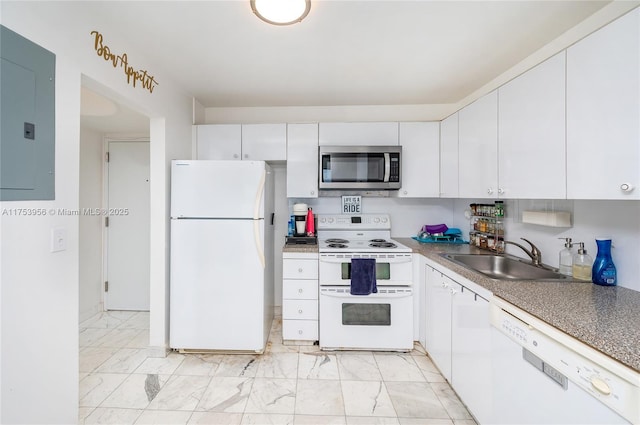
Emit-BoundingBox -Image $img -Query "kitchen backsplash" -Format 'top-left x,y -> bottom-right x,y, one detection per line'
451,199 -> 640,292
288,196 -> 640,292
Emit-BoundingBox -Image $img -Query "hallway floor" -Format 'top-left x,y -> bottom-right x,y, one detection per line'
79,311 -> 475,424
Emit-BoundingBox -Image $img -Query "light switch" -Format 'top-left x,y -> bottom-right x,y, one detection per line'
51,227 -> 67,252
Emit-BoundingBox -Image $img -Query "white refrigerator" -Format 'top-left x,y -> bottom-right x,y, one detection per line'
170,160 -> 274,352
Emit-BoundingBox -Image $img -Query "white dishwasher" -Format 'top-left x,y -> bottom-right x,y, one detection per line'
489,298 -> 638,424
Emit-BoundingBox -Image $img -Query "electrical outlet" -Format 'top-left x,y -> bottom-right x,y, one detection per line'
51,227 -> 67,252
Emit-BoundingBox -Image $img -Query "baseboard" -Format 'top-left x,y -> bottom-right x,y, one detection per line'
147,345 -> 170,358
79,302 -> 103,324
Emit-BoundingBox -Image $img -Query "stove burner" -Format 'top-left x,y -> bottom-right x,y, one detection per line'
325,238 -> 349,244
369,242 -> 397,249
369,239 -> 387,243
327,243 -> 348,249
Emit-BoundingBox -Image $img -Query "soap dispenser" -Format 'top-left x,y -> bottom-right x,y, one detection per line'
592,238 -> 617,286
558,237 -> 575,276
572,242 -> 593,281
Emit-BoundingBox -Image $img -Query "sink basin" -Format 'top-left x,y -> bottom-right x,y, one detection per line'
440,253 -> 569,281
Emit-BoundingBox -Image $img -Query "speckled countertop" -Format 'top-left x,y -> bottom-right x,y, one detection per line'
282,244 -> 319,254
396,238 -> 640,373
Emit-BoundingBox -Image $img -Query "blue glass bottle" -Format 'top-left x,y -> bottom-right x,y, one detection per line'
592,238 -> 617,286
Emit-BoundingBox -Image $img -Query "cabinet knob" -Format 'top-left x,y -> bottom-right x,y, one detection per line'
498,188 -> 504,195
298,289 -> 303,294
298,268 -> 303,273
310,190 -> 315,195
487,188 -> 494,195
233,154 -> 239,159
620,183 -> 634,193
244,154 -> 249,159
298,330 -> 303,335
450,288 -> 458,295
403,190 -> 408,195
298,309 -> 303,314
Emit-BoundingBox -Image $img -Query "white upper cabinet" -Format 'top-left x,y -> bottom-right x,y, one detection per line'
318,122 -> 399,146
195,124 -> 242,160
440,113 -> 459,198
567,8 -> 640,199
241,124 -> 287,161
286,123 -> 319,198
498,52 -> 566,199
397,122 -> 440,197
458,91 -> 499,199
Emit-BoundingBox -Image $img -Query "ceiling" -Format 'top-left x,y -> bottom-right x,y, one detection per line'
79,0 -> 612,131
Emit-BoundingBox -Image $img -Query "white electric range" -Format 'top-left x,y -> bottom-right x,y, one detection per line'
317,214 -> 414,351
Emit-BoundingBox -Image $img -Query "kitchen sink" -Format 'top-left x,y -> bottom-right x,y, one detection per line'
440,253 -> 570,281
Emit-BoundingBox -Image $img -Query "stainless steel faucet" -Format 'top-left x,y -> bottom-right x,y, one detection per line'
504,238 -> 542,267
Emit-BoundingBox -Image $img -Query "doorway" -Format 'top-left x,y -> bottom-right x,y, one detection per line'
79,84 -> 151,319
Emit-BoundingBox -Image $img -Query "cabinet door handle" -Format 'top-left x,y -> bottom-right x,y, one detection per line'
487,188 -> 494,195
620,183 -> 634,193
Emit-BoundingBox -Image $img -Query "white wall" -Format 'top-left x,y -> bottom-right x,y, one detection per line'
0,3 -> 192,423
79,128 -> 104,322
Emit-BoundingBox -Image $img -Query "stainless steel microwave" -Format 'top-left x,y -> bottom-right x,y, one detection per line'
319,146 -> 402,190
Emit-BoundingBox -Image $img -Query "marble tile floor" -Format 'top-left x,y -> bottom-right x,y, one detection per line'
79,311 -> 476,425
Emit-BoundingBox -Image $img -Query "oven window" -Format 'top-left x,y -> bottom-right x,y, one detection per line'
342,303 -> 391,326
341,263 -> 390,280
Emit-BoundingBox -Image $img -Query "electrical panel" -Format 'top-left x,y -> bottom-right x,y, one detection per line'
1,25 -> 55,201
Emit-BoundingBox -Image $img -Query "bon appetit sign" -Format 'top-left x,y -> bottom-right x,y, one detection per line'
90,30 -> 158,94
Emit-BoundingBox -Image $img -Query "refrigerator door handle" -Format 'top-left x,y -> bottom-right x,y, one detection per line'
253,170 -> 266,220
253,169 -> 266,268
271,213 -> 275,225
254,219 -> 265,268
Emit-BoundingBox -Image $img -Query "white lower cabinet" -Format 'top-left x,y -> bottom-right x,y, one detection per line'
424,265 -> 453,381
282,252 -> 318,342
451,281 -> 491,425
424,260 -> 492,424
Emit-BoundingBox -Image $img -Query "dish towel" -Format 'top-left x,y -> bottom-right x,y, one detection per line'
350,258 -> 377,295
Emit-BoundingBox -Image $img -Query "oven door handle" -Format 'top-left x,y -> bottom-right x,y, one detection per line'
320,290 -> 412,298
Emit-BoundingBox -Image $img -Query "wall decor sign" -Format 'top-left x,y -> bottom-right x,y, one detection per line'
341,195 -> 361,214
90,31 -> 158,94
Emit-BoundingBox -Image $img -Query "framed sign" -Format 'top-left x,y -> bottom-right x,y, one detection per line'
341,195 -> 361,214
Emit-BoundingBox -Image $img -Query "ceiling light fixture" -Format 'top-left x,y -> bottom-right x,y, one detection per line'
251,0 -> 311,26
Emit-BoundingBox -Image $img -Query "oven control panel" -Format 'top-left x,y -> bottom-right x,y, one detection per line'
318,214 -> 391,230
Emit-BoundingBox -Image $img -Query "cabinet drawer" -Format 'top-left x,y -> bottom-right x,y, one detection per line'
283,280 -> 318,300
282,320 -> 318,341
282,300 -> 318,320
283,259 -> 318,279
